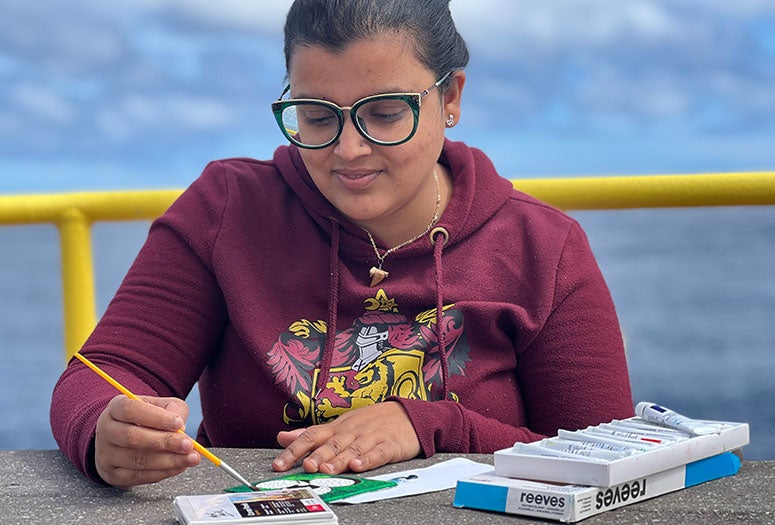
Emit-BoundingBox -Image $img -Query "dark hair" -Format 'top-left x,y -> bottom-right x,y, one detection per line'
283,0 -> 469,91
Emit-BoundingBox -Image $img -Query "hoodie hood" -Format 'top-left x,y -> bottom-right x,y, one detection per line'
272,138 -> 515,263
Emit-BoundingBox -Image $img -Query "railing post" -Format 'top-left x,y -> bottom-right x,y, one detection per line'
57,208 -> 97,362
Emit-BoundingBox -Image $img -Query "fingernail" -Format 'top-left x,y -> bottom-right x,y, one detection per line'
273,458 -> 285,469
351,458 -> 363,469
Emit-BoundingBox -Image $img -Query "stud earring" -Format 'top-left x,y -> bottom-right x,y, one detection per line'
446,114 -> 455,127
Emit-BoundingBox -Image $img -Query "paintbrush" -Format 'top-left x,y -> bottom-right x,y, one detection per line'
72,352 -> 258,491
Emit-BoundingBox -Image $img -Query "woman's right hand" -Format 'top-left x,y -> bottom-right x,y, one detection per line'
94,395 -> 201,489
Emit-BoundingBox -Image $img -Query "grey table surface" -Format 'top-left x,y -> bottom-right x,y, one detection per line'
0,449 -> 772,524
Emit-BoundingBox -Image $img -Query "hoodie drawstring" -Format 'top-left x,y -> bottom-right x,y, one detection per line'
315,218 -> 340,401
315,221 -> 452,407
430,227 -> 450,401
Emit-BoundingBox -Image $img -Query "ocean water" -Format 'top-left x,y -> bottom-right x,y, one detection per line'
1,206 -> 773,460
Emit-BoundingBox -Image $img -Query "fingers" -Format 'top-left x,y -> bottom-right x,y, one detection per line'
110,395 -> 187,433
345,441 -> 395,473
96,448 -> 200,489
276,428 -> 306,448
272,427 -> 322,472
272,401 -> 420,475
95,395 -> 201,489
312,434 -> 370,474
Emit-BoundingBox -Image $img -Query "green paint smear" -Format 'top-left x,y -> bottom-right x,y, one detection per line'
225,472 -> 397,502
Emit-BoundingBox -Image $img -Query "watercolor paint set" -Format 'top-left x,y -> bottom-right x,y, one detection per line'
173,488 -> 338,525
492,403 -> 750,487
454,451 -> 742,523
454,403 -> 749,522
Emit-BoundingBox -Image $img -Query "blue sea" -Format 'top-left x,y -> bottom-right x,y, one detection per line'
1,206 -> 773,459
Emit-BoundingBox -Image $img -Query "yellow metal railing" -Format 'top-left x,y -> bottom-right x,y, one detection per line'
0,190 -> 181,360
1,173 -> 774,361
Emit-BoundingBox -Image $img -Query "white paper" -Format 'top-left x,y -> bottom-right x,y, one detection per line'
335,458 -> 492,504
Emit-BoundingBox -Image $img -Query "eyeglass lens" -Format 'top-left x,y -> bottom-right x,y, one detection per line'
280,98 -> 415,146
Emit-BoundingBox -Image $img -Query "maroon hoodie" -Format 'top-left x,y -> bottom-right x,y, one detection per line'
51,139 -> 633,483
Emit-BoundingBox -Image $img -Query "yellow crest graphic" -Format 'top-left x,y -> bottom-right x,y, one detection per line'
269,290 -> 469,426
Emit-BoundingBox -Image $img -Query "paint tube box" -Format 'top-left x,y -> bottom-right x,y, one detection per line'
454,451 -> 741,523
493,417 -> 749,486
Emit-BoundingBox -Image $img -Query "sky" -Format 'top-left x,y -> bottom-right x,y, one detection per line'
1,0 -> 774,194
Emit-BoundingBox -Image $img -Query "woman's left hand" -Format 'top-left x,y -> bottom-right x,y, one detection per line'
272,400 -> 420,474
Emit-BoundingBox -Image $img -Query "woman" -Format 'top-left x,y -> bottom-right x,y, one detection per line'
51,0 -> 633,489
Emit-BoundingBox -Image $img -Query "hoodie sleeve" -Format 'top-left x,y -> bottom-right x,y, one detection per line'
389,397 -> 546,455
390,222 -> 634,456
49,162 -> 230,482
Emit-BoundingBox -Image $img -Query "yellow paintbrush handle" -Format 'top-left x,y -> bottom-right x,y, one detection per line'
74,352 -> 139,400
186,435 -> 219,465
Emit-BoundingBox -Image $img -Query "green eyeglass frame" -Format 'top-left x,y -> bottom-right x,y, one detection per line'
271,70 -> 453,149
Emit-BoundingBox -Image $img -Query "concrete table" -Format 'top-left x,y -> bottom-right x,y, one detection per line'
0,449 -> 772,524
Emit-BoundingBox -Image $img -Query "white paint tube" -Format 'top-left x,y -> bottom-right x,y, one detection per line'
635,402 -> 724,436
547,438 -> 639,460
596,423 -> 685,444
510,442 -> 615,462
557,429 -> 653,452
610,419 -> 693,438
512,438 -> 637,461
583,426 -> 667,446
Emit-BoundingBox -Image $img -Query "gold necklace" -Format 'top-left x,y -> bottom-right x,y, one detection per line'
362,169 -> 441,287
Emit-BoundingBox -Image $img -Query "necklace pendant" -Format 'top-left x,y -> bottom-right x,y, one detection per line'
369,266 -> 389,287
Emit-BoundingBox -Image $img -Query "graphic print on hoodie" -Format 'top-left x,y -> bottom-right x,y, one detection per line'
268,289 -> 471,426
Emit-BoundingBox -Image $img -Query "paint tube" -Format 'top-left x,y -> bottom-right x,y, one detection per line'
513,439 -> 634,461
510,442 -> 613,462
509,442 -> 567,459
596,423 -> 685,444
542,438 -> 638,460
611,419 -> 693,438
583,426 -> 667,446
635,402 -> 724,436
557,429 -> 653,452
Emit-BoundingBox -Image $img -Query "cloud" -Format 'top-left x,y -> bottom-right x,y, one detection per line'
71,0 -> 293,34
454,1 -> 679,54
452,1 -> 775,134
0,0 -> 773,189
454,0 -> 775,49
160,0 -> 293,33
0,1 -> 126,74
0,0 -> 290,157
11,85 -> 76,124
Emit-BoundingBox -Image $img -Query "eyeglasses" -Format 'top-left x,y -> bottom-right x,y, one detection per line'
271,71 -> 452,149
